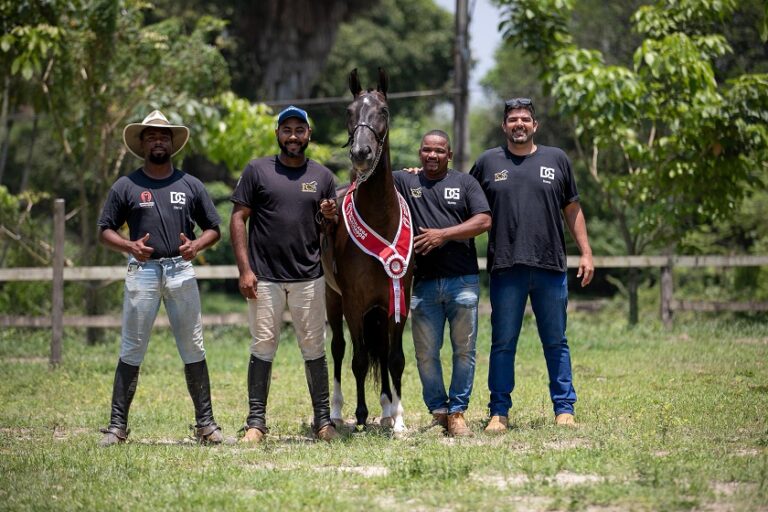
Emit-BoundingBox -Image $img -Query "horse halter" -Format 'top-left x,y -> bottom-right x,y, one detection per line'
344,120 -> 388,185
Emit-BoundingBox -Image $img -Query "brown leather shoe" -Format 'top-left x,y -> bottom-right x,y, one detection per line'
555,413 -> 576,427
447,412 -> 473,437
484,415 -> 508,434
241,427 -> 265,443
316,424 -> 340,442
98,427 -> 127,447
431,412 -> 448,430
194,424 -> 223,445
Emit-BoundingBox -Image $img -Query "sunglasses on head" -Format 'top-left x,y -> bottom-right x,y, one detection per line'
504,98 -> 535,116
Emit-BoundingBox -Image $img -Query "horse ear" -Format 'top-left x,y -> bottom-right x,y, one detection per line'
377,67 -> 389,97
349,68 -> 362,97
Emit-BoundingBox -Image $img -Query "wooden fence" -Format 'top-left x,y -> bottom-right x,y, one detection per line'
2,199 -> 768,364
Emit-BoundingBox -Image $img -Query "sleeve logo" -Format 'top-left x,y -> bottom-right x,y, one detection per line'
170,191 -> 186,205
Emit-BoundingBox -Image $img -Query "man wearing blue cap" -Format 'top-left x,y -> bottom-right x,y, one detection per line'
230,105 -> 340,442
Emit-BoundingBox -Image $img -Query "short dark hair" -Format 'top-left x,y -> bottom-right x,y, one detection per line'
421,129 -> 451,150
503,97 -> 535,120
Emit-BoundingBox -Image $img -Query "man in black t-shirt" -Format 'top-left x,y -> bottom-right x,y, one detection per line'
394,130 -> 491,437
97,110 -> 223,446
470,98 -> 595,432
230,105 -> 340,443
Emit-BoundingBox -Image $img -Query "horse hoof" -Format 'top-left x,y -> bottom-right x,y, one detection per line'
331,417 -> 344,429
379,416 -> 394,428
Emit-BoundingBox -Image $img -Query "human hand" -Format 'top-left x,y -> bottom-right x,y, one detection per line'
179,233 -> 198,261
413,227 -> 445,255
130,233 -> 154,262
577,254 -> 594,287
238,270 -> 258,300
402,167 -> 422,175
320,199 -> 337,221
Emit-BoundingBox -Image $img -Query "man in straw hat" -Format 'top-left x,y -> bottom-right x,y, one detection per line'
230,105 -> 340,442
97,110 -> 224,446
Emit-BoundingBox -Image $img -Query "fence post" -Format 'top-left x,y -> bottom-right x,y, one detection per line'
50,198 -> 64,367
660,256 -> 674,328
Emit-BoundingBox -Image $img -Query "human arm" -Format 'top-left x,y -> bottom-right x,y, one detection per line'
230,204 -> 258,299
99,229 -> 154,262
179,227 -> 220,261
414,212 -> 491,255
563,201 -> 594,287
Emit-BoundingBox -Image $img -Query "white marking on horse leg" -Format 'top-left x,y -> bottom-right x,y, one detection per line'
391,389 -> 406,433
331,378 -> 344,425
379,393 -> 394,428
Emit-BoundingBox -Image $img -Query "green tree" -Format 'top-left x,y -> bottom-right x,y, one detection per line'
494,0 -> 768,324
3,0 -> 231,340
309,0 -> 454,141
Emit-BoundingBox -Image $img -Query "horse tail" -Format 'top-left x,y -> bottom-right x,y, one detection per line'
361,305 -> 389,383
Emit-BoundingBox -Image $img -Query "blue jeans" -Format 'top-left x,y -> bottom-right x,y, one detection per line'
411,274 -> 479,414
119,257 -> 206,366
488,265 -> 576,417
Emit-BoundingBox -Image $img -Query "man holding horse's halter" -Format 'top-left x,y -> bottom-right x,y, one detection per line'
470,98 -> 594,433
230,105 -> 340,443
395,130 -> 491,437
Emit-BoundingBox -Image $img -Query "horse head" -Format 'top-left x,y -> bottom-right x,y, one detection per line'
346,68 -> 389,183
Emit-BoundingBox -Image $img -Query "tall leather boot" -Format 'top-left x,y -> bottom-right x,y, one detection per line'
99,359 -> 140,447
184,359 -> 223,444
242,354 -> 271,442
305,356 -> 339,441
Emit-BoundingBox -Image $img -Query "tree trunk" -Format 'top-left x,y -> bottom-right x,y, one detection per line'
229,0 -> 379,100
627,267 -> 639,326
19,114 -> 38,192
0,75 -> 9,185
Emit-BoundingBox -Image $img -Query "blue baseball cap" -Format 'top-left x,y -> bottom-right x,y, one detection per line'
277,105 -> 309,126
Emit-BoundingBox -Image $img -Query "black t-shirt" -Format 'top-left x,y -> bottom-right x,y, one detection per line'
393,169 -> 490,280
470,145 -> 579,273
98,168 -> 221,259
231,156 -> 336,282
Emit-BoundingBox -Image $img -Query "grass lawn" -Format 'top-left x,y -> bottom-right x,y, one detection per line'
1,308 -> 767,511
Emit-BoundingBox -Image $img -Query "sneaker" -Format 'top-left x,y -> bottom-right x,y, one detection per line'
194,424 -> 224,444
447,412 -> 473,437
316,424 -> 341,442
431,412 -> 448,430
240,426 -> 266,444
98,427 -> 127,447
555,413 -> 576,427
484,415 -> 508,434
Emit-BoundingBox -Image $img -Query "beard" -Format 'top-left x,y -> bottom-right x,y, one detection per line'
279,140 -> 309,158
507,128 -> 532,145
148,150 -> 171,164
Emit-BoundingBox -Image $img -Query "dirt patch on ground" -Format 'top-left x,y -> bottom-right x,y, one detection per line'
733,337 -> 768,345
474,470 -> 606,489
544,437 -> 592,450
1,356 -> 48,364
335,465 -> 389,477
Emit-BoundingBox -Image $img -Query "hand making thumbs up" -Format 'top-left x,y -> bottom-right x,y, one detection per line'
179,232 -> 197,261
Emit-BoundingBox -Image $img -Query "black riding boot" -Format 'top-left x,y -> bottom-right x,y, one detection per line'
99,359 -> 140,446
184,359 -> 222,444
305,356 -> 334,434
246,355 -> 272,433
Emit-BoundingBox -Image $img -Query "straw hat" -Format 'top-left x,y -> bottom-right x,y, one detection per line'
123,110 -> 190,159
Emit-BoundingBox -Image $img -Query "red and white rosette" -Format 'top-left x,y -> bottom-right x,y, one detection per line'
342,181 -> 413,323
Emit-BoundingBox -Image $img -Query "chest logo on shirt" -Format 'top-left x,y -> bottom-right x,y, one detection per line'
410,187 -> 422,198
494,169 -> 508,182
170,192 -> 186,205
302,181 -> 317,192
444,188 -> 460,201
139,190 -> 154,208
540,166 -> 555,183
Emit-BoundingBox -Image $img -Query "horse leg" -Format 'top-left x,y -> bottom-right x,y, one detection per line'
351,340 -> 369,429
327,287 -> 345,426
388,322 -> 407,433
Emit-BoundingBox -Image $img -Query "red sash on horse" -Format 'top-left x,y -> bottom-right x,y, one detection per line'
342,180 -> 413,323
